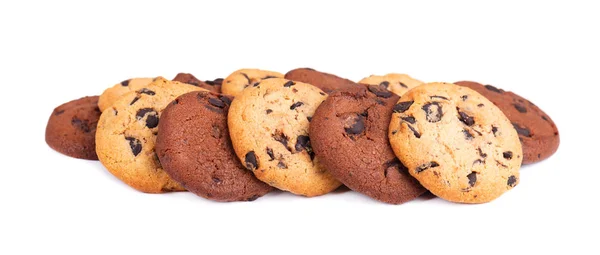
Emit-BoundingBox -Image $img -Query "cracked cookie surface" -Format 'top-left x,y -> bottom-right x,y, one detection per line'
227,78 -> 341,197
310,86 -> 426,204
95,77 -> 206,193
358,73 -> 424,96
388,82 -> 522,203
221,69 -> 283,97
156,91 -> 272,202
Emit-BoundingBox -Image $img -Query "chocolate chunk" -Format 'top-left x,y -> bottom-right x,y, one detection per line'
477,147 -> 487,158
307,116 -> 312,122
244,151 -> 258,170
266,109 -> 273,114
461,95 -> 468,101
129,96 -> 140,105
121,79 -> 130,87
422,102 -> 443,122
467,172 -> 477,187
319,92 -> 326,96
484,85 -> 503,93
393,101 -> 414,113
136,108 -> 159,128
71,118 -> 91,133
266,147 -> 275,160
138,88 -> 156,95
295,135 -> 315,160
290,102 -> 304,110
344,115 -> 365,135
367,85 -> 393,98
283,81 -> 296,87
208,97 -> 226,108
125,137 -> 142,156
503,151 -> 513,160
512,123 -> 532,137
458,110 -> 475,126
277,161 -> 287,169
219,96 -> 232,106
379,81 -> 390,88
383,158 -> 409,177
462,129 -> 474,140
205,78 -> 223,86
507,175 -> 517,187
399,82 -> 408,88
514,103 -> 527,113
406,123 -> 421,138
477,103 -> 484,107
415,161 -> 439,173
212,177 -> 222,184
430,95 -> 449,100
401,116 -> 416,124
241,73 -> 250,83
253,82 -> 260,87
492,126 -> 498,136
272,131 -> 289,148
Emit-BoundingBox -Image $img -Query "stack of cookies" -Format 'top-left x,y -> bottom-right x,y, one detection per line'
45,68 -> 560,204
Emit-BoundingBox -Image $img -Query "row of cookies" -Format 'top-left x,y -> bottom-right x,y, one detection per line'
45,68 -> 559,204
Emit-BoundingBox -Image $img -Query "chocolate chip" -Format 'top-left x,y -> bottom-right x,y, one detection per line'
208,97 -> 226,108
368,85 -> 393,98
458,110 -> 475,126
219,96 -> 232,106
319,92 -> 326,96
295,135 -> 315,159
246,194 -> 260,201
393,101 -> 414,113
537,154 -> 541,158
187,81 -> 199,86
252,82 -> 261,87
241,73 -> 250,83
542,116 -> 549,121
138,88 -> 156,95
55,110 -> 65,116
244,151 -> 258,170
266,147 -> 275,161
415,161 -> 439,173
467,172 -> 477,187
430,95 -> 449,100
461,95 -> 468,101
423,102 -> 443,122
121,79 -> 130,86
125,137 -> 142,156
272,131 -> 289,148
484,85 -> 503,93
477,103 -> 484,107
383,158 -> 408,177
344,115 -> 365,135
290,102 -> 304,110
401,116 -> 416,124
277,161 -> 287,169
292,88 -> 298,93
266,109 -> 273,114
283,81 -> 296,87
492,126 -> 498,136
205,78 -> 223,86
477,147 -> 487,158
136,108 -> 159,128
514,103 -> 527,113
462,129 -> 474,140
379,81 -> 390,88
512,123 -> 532,137
503,151 -> 513,160
71,118 -> 91,133
307,116 -> 312,122
391,130 -> 398,135
399,82 -> 408,88
473,159 -> 485,165
212,177 -> 222,184
406,123 -> 421,138
507,175 -> 517,187
129,96 -> 140,105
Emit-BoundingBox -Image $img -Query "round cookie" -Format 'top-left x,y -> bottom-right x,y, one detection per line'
455,81 -> 559,164
388,82 -> 522,204
96,77 -> 206,193
310,86 -> 426,204
221,69 -> 284,97
45,96 -> 101,160
172,72 -> 222,93
284,68 -> 360,94
358,73 -> 424,96
156,91 -> 273,202
227,78 -> 341,197
98,77 -> 155,111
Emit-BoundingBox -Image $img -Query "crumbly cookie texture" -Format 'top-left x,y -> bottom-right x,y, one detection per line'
221,69 -> 283,97
227,78 -> 341,197
358,73 -> 424,96
388,82 -> 522,204
455,81 -> 559,164
98,77 -> 155,111
95,77 -> 206,193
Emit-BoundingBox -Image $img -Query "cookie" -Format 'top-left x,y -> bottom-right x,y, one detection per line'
98,78 -> 154,111
156,91 -> 273,201
227,78 -> 341,197
455,81 -> 559,164
358,73 -> 424,96
95,77 -> 206,193
45,96 -> 101,160
221,69 -> 284,97
310,86 -> 426,204
388,82 -> 522,203
284,68 -> 360,94
172,72 -> 223,93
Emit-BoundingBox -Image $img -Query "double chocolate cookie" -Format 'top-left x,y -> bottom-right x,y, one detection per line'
172,73 -> 223,93
455,81 -> 559,164
284,68 -> 360,94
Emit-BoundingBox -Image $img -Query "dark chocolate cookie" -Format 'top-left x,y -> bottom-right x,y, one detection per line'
156,91 -> 273,202
310,86 -> 426,204
455,81 -> 559,164
45,96 -> 101,160
284,68 -> 360,94
172,73 -> 222,93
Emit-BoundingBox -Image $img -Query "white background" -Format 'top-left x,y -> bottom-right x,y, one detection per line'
1,1 -> 599,254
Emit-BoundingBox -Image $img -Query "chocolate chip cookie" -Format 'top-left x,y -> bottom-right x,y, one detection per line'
310,86 -> 426,204
455,81 -> 559,164
98,77 -> 154,111
227,78 -> 341,197
172,72 -> 223,93
284,68 -> 360,94
95,77 -> 206,193
358,73 -> 424,96
156,91 -> 273,201
45,96 -> 101,160
389,82 -> 522,204
221,69 -> 283,97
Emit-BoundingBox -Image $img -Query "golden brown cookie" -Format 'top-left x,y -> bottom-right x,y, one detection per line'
358,73 -> 423,96
221,69 -> 283,97
98,78 -> 154,111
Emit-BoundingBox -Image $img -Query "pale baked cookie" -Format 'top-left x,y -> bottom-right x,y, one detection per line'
221,69 -> 283,97
98,78 -> 155,111
95,77 -> 206,193
388,82 -> 522,203
227,78 -> 341,197
358,73 -> 423,96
